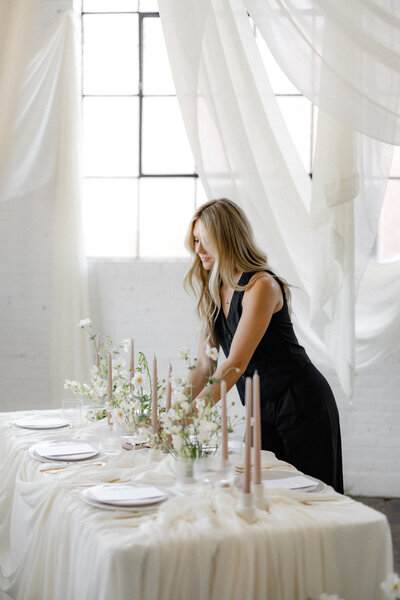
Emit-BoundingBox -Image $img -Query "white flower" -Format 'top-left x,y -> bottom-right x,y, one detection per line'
170,375 -> 184,391
180,401 -> 191,413
133,372 -> 144,388
120,338 -> 130,353
111,407 -> 125,426
171,434 -> 183,453
90,365 -> 99,376
319,594 -> 345,600
79,318 -> 92,327
381,573 -> 400,600
205,344 -> 219,361
177,346 -> 190,360
175,390 -> 187,404
112,356 -> 126,370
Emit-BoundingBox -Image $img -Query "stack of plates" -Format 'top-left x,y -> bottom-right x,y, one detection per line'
81,484 -> 169,512
10,416 -> 71,430
29,439 -> 100,463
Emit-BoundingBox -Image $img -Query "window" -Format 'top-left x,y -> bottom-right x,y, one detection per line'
82,0 -> 207,258
82,3 -> 400,260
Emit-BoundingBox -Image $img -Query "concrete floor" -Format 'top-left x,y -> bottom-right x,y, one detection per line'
354,496 -> 400,574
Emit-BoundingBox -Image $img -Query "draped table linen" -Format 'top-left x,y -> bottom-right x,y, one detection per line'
0,410 -> 393,600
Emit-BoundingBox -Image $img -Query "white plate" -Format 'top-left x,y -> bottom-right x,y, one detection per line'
30,440 -> 99,462
80,488 -> 167,512
11,416 -> 71,430
236,470 -> 326,493
86,484 -> 168,507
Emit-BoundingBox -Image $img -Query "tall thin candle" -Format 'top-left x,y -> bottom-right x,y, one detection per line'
221,380 -> 228,462
107,352 -> 112,425
152,354 -> 158,433
96,333 -> 101,369
253,371 -> 262,485
130,338 -> 135,391
166,363 -> 172,412
244,377 -> 252,494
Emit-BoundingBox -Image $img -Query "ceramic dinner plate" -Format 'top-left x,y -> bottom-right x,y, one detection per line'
236,470 -> 326,493
29,439 -> 100,462
10,416 -> 71,430
80,484 -> 169,512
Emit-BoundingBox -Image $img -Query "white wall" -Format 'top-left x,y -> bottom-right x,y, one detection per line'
0,0 -> 399,497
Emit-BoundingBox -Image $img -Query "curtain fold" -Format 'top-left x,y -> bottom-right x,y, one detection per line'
0,10 -> 90,406
0,0 -> 39,185
159,0 -> 400,396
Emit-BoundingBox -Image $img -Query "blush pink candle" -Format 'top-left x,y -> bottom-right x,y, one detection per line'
221,380 -> 228,461
96,333 -> 101,369
152,354 -> 158,433
107,352 -> 112,425
130,338 -> 134,391
166,363 -> 172,412
244,377 -> 252,494
253,371 -> 262,485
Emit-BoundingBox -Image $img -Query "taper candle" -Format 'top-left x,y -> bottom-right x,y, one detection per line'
130,338 -> 135,390
166,363 -> 172,412
244,377 -> 252,494
221,380 -> 228,462
96,333 -> 101,369
107,352 -> 112,425
152,354 -> 158,433
253,371 -> 262,485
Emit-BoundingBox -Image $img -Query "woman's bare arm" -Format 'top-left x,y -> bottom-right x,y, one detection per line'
186,333 -> 218,400
194,274 -> 282,406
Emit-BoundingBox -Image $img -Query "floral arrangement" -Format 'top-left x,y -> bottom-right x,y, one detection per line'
153,345 -> 243,459
64,319 -> 165,432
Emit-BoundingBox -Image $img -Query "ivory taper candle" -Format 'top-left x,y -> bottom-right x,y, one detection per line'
130,338 -> 134,390
152,354 -> 158,433
221,379 -> 228,461
244,377 -> 252,494
253,371 -> 262,485
166,363 -> 172,412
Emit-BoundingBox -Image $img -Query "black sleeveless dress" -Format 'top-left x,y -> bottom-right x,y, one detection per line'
214,270 -> 344,493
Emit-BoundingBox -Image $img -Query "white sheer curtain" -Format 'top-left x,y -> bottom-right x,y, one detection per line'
0,0 -> 39,183
158,0 -> 400,395
0,11 -> 91,405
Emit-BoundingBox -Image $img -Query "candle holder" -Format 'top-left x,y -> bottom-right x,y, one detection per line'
193,455 -> 235,488
236,491 -> 256,524
253,482 -> 267,510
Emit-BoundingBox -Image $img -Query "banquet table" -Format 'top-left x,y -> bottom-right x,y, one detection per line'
0,410 -> 393,600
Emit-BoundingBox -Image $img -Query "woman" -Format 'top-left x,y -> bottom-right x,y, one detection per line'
184,198 -> 343,493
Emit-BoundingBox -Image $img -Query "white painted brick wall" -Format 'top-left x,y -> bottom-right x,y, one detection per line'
0,256 -> 399,496
0,0 -> 399,497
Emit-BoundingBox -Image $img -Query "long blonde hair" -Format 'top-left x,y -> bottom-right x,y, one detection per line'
184,198 -> 290,344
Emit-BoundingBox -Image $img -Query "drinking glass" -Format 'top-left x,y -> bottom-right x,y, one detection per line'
62,397 -> 83,427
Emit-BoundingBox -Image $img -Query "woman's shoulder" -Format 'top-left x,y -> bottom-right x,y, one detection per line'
242,271 -> 284,312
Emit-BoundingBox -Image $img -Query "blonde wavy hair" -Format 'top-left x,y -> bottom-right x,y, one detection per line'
184,198 -> 290,344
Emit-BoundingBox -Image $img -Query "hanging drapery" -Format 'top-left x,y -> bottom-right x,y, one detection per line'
0,0 -> 39,184
158,0 -> 400,396
0,11 -> 91,404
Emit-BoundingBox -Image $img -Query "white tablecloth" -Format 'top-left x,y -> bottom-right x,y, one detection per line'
0,410 -> 393,600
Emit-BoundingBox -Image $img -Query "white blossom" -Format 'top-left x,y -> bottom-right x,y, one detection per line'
79,318 -> 92,327
120,338 -> 131,353
172,434 -> 183,452
133,372 -> 144,387
177,346 -> 190,360
381,573 -> 400,600
180,401 -> 191,413
205,344 -> 219,361
111,407 -> 125,426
